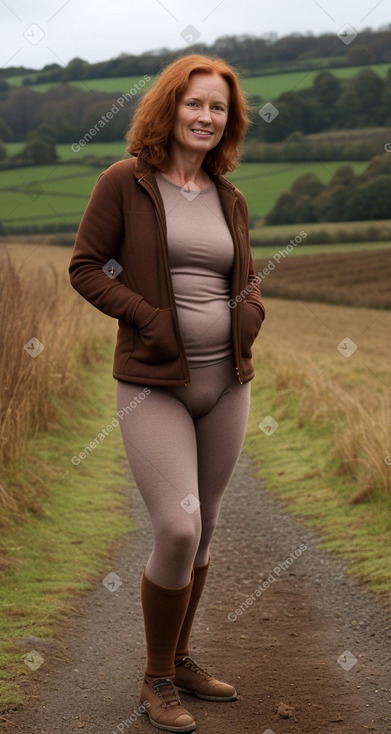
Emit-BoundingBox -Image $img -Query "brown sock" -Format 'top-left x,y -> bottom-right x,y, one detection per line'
175,559 -> 210,663
141,569 -> 194,679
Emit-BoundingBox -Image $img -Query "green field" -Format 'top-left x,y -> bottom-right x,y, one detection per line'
241,63 -> 391,100
3,75 -> 155,94
5,141 -> 130,161
4,62 -> 391,100
226,160 -> 367,218
0,160 -> 368,231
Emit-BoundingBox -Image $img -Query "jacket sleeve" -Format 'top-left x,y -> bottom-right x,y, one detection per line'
238,194 -> 266,323
69,171 -> 153,325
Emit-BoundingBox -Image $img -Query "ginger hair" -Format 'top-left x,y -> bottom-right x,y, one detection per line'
125,54 -> 250,175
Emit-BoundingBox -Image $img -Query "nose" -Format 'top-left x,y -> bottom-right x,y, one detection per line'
197,105 -> 212,123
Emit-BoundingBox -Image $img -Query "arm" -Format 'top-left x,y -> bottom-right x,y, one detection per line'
237,192 -> 266,323
69,171 -> 152,324
246,258 -> 266,322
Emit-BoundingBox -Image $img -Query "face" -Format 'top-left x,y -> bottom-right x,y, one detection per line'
170,72 -> 230,158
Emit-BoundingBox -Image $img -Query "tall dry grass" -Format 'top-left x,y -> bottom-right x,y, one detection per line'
254,298 -> 391,501
270,350 -> 391,500
0,248 -> 115,525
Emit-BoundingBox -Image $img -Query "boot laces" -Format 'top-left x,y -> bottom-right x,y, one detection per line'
152,678 -> 182,708
182,657 -> 212,680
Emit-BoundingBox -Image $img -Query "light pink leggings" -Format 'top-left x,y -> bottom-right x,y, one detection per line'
116,357 -> 251,588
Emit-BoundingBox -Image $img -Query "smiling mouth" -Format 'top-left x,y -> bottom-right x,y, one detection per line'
191,129 -> 213,136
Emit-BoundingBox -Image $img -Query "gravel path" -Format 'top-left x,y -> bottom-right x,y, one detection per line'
4,452 -> 391,734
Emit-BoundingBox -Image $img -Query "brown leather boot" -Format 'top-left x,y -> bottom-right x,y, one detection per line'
140,674 -> 196,732
174,656 -> 237,702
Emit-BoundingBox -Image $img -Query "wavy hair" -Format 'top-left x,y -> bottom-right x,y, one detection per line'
125,54 -> 250,175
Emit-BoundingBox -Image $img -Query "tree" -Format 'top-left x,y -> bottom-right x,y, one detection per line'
0,140 -> 8,161
17,128 -> 59,165
349,70 -> 385,125
290,172 -> 325,198
313,184 -> 351,222
28,122 -> 57,143
266,192 -> 297,224
0,117 -> 13,141
345,175 -> 391,220
329,164 -> 357,190
312,72 -> 341,108
294,194 -> 316,222
64,57 -> 90,81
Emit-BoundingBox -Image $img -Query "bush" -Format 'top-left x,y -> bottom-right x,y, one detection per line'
345,175 -> 391,220
265,153 -> 391,224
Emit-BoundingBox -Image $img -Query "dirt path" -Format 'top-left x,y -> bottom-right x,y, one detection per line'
4,453 -> 391,734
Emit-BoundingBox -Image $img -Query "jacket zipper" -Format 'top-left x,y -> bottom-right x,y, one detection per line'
138,175 -> 191,386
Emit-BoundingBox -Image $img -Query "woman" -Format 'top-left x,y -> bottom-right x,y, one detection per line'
69,53 -> 265,733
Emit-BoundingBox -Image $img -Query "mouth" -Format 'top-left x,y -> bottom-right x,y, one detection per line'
191,129 -> 213,136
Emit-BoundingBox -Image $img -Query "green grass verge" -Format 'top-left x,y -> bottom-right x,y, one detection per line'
0,343 -> 135,710
245,359 -> 391,600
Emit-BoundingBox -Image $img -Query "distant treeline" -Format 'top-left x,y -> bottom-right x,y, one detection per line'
244,128 -> 391,163
266,154 -> 391,224
1,27 -> 391,84
247,69 -> 391,143
1,67 -> 390,161
0,85 -> 137,145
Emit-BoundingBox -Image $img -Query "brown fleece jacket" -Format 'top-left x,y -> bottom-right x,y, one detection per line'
69,157 -> 265,386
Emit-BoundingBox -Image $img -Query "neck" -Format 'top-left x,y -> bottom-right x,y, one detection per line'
163,150 -> 210,188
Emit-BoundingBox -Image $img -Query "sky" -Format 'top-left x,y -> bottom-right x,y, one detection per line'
0,0 -> 390,71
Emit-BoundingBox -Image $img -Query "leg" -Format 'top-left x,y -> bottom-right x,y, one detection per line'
174,361 -> 250,701
194,366 -> 251,565
117,381 -> 199,731
117,381 -> 202,588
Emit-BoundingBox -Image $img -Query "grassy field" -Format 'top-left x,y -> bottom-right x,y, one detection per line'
5,62 -> 391,98
246,297 -> 391,594
5,141 -> 129,161
226,160 -> 368,218
0,344 -> 134,709
0,242 -> 390,710
0,159 -> 368,232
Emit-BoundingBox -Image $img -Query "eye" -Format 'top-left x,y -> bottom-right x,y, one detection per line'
187,101 -> 197,107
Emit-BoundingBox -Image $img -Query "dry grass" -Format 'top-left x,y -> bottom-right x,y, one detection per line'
253,298 -> 391,500
0,243 -> 115,526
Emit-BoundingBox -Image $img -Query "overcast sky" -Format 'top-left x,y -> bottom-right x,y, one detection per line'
1,0 -> 390,71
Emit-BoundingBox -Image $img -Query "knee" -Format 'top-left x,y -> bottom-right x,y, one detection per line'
166,521 -> 201,556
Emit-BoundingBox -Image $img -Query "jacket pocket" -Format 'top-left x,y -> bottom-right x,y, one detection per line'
240,300 -> 264,360
133,307 -> 179,364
